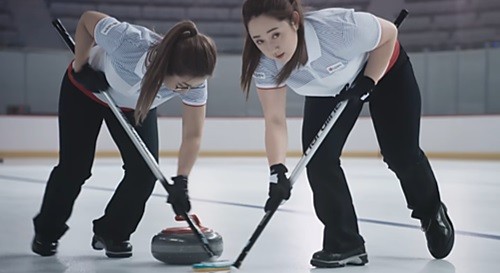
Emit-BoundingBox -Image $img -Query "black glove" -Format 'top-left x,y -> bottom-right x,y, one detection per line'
72,63 -> 109,93
264,163 -> 292,212
167,175 -> 191,216
336,75 -> 375,102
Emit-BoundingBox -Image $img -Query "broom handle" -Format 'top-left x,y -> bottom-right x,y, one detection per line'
232,9 -> 409,269
51,18 -> 218,258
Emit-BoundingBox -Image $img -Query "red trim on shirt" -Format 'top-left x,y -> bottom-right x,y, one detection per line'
385,40 -> 400,74
66,62 -> 134,112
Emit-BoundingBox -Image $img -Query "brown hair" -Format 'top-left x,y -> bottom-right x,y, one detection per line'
135,20 -> 217,124
241,0 -> 306,97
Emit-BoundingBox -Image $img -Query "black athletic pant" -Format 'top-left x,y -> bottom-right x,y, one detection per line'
302,47 -> 441,252
33,71 -> 158,241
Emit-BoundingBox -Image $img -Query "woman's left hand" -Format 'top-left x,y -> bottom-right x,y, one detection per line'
337,75 -> 375,102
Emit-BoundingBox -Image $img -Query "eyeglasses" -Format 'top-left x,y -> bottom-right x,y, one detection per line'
173,82 -> 205,93
173,83 -> 192,93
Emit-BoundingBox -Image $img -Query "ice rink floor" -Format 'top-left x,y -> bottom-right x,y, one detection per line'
0,157 -> 499,273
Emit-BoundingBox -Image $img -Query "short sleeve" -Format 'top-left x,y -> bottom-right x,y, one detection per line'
94,17 -> 129,54
253,56 -> 285,89
179,81 -> 208,106
342,11 -> 382,55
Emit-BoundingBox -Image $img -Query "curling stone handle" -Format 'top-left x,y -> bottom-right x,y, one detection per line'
175,214 -> 202,227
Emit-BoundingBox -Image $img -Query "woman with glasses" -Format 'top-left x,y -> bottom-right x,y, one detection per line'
32,10 -> 217,258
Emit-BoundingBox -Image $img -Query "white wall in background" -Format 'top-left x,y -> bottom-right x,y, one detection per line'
1,115 -> 499,158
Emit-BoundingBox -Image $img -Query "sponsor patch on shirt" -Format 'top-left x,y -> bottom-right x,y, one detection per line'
101,21 -> 119,36
253,72 -> 266,79
326,62 -> 345,74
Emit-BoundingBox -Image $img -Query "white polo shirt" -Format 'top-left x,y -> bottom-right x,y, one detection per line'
253,8 -> 381,97
86,17 -> 207,109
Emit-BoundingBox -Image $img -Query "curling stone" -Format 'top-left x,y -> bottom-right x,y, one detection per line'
151,214 -> 223,265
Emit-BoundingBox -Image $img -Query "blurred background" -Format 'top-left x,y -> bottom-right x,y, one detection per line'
1,0 -> 499,159
2,0 -> 500,116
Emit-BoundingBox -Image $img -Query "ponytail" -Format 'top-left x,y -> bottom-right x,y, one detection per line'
135,21 -> 217,124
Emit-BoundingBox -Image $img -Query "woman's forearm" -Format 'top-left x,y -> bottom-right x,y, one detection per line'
264,119 -> 288,166
73,11 -> 108,71
177,137 -> 201,176
364,18 -> 398,84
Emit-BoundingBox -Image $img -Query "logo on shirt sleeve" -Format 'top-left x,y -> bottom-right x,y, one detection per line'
253,72 -> 266,79
101,21 -> 120,36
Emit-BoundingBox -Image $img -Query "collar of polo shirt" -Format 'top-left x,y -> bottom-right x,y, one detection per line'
303,20 -> 321,66
134,52 -> 148,77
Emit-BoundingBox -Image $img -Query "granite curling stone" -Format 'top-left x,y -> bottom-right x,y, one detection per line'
151,215 -> 223,265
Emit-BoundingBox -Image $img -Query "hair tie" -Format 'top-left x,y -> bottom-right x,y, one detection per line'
181,28 -> 197,39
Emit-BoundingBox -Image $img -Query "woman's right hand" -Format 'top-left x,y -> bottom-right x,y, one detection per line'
264,163 -> 292,212
72,63 -> 109,93
167,175 -> 191,216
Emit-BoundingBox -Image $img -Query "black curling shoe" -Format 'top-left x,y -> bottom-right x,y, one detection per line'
32,235 -> 58,257
91,234 -> 132,258
422,203 -> 454,259
310,246 -> 368,268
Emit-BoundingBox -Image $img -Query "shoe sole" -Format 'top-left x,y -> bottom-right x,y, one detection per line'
310,253 -> 368,268
105,250 -> 132,258
32,245 -> 57,257
32,248 -> 57,257
92,237 -> 132,258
